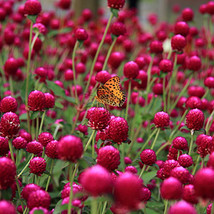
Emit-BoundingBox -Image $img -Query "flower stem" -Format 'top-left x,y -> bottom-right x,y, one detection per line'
72,41 -> 79,105
125,79 -> 132,121
134,128 -> 158,160
151,128 -> 160,150
101,201 -> 107,214
68,163 -> 74,214
38,110 -> 46,135
205,110 -> 214,134
163,200 -> 168,214
188,129 -> 194,156
18,154 -> 34,178
84,130 -> 96,152
45,159 -> 54,191
192,155 -> 200,175
102,37 -> 117,71
91,197 -> 98,214
139,164 -> 146,178
83,13 -> 113,96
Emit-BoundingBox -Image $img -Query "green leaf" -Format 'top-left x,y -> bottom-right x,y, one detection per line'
55,102 -> 64,109
46,80 -> 65,97
27,15 -> 37,23
47,27 -> 72,38
53,200 -> 68,214
142,170 -> 157,184
19,113 -> 27,120
32,210 -> 45,214
30,111 -> 40,120
111,34 -> 118,40
110,8 -> 119,17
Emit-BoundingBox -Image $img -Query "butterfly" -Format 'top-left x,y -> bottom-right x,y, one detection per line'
95,76 -> 126,107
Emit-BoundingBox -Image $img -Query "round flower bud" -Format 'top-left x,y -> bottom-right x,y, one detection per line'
80,165 -> 113,197
185,108 -> 204,130
29,157 -> 46,176
86,107 -> 111,131
182,8 -> 194,22
154,111 -> 170,128
0,96 -> 18,113
24,0 -> 42,15
0,112 -> 20,138
0,200 -> 16,214
97,146 -> 120,171
111,21 -> 126,37
45,140 -> 58,159
171,34 -> 186,51
114,172 -> 143,210
12,136 -> 27,149
107,0 -> 125,9
0,157 -> 16,190
44,93 -> 55,108
140,149 -> 156,166
123,61 -> 139,79
26,140 -> 43,155
38,132 -> 53,147
28,90 -> 46,111
194,167 -> 214,200
21,183 -> 41,200
172,136 -> 188,150
178,154 -> 193,168
109,117 -> 129,144
0,136 -> 9,156
174,21 -> 189,37
182,184 -> 198,204
75,28 -> 88,41
170,166 -> 191,184
168,200 -> 197,214
57,135 -> 83,162
160,177 -> 183,200
159,59 -> 172,73
27,190 -> 51,210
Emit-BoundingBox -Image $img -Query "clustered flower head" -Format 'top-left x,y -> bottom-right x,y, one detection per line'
1,0 -> 214,213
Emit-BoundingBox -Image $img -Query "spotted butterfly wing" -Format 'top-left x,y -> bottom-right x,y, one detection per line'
95,76 -> 126,107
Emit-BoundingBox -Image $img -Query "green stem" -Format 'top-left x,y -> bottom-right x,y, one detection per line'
102,37 -> 117,70
25,21 -> 33,106
45,159 -> 54,191
53,124 -> 62,139
72,41 -> 79,105
84,130 -> 96,152
188,130 -> 194,156
192,155 -> 200,175
163,200 -> 168,214
145,56 -> 154,105
169,109 -> 188,141
134,128 -> 158,160
205,110 -> 214,134
101,201 -> 107,214
68,163 -> 74,214
38,110 -> 46,135
125,79 -> 132,121
91,197 -> 98,214
9,76 -> 14,96
83,13 -> 113,96
150,128 -> 160,150
156,142 -> 170,155
169,74 -> 193,114
71,110 -> 80,134
18,154 -> 34,178
139,164 -> 146,178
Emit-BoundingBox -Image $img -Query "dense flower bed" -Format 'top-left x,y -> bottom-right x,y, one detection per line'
0,0 -> 214,213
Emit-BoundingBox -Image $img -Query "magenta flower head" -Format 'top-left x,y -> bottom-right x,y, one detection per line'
113,172 -> 143,211
24,0 -> 42,15
154,111 -> 170,128
57,135 -> 83,162
0,200 -> 16,214
187,56 -> 201,72
171,34 -> 186,51
160,177 -> 183,200
108,116 -> 129,144
97,145 -> 120,171
21,183 -> 41,200
0,112 -> 20,138
185,108 -> 204,130
194,168 -> 214,200
29,157 -> 46,176
107,0 -> 125,10
45,140 -> 58,159
140,149 -> 156,166
86,107 -> 111,131
38,132 -> 53,147
75,28 -> 88,41
28,90 -> 46,111
111,21 -> 126,37
123,61 -> 139,79
168,200 -> 197,214
182,8 -> 194,22
159,59 -> 173,73
0,96 -> 18,113
0,157 -> 16,190
80,165 -> 113,197
27,190 -> 51,210
0,137 -> 9,156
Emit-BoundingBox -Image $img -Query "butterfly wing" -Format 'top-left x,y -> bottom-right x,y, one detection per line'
96,76 -> 126,107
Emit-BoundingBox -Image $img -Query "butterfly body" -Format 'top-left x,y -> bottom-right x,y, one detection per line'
95,76 -> 125,107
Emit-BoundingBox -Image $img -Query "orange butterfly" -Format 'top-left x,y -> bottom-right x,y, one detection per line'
95,76 -> 126,107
